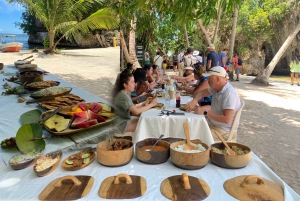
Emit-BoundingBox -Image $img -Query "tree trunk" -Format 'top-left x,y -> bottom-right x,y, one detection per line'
48,30 -> 55,52
120,30 -> 130,63
228,5 -> 238,60
129,17 -> 141,69
196,19 -> 212,45
212,0 -> 223,44
183,24 -> 190,48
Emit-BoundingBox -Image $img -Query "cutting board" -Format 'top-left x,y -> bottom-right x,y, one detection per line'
99,174 -> 147,199
161,173 -> 210,201
39,175 -> 94,200
224,175 -> 284,201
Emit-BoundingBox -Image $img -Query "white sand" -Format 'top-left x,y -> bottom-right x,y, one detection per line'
1,47 -> 299,194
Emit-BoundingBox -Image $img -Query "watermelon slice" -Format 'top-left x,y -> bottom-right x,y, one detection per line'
76,119 -> 98,128
74,111 -> 89,120
77,102 -> 88,111
88,110 -> 106,122
89,102 -> 102,113
71,117 -> 87,128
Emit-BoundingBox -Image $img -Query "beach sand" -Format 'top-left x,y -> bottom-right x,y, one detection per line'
1,47 -> 300,194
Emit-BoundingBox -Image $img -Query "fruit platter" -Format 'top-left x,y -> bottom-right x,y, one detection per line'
41,102 -> 116,135
30,86 -> 72,99
24,80 -> 60,91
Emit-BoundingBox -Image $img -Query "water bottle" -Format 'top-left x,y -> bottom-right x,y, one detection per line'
165,93 -> 170,109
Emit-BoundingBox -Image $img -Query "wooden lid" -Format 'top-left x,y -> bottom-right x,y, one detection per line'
224,175 -> 284,201
160,173 -> 210,201
99,174 -> 147,199
39,175 -> 94,200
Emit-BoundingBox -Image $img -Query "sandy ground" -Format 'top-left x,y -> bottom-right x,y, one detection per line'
1,47 -> 300,194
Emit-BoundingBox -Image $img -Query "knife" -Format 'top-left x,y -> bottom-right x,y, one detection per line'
26,97 -> 56,104
170,112 -> 185,115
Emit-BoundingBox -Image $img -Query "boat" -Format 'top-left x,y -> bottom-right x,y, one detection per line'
0,35 -> 23,52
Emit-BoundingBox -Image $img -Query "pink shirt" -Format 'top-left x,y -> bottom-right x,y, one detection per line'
233,57 -> 241,69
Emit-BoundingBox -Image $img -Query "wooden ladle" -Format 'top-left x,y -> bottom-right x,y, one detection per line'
214,131 -> 236,155
183,123 -> 197,150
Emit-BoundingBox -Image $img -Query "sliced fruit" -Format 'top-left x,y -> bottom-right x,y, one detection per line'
89,102 -> 102,113
66,160 -> 73,165
74,111 -> 89,120
81,153 -> 91,159
71,117 -> 87,128
83,158 -> 90,164
76,119 -> 98,129
55,119 -> 70,132
52,114 -> 65,123
88,110 -> 106,122
98,112 -> 116,118
99,103 -> 111,112
77,102 -> 88,111
44,119 -> 56,130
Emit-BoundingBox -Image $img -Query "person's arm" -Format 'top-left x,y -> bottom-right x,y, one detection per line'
186,89 -> 211,112
174,74 -> 194,82
207,60 -> 212,69
193,80 -> 209,95
194,108 -> 234,124
129,97 -> 157,116
147,75 -> 155,84
131,92 -> 149,102
222,56 -> 226,66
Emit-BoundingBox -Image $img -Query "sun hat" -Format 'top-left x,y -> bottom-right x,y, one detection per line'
184,66 -> 194,71
203,66 -> 227,77
207,44 -> 215,50
193,50 -> 199,56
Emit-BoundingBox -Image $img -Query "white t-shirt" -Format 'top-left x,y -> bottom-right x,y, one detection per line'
183,54 -> 196,67
145,52 -> 150,61
177,53 -> 184,63
208,82 -> 241,132
153,55 -> 163,69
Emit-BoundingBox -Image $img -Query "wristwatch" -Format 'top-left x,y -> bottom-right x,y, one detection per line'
203,110 -> 208,116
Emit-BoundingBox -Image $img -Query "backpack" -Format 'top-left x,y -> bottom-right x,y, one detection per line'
237,58 -> 243,66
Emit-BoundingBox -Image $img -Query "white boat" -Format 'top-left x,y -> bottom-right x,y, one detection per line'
0,35 -> 23,52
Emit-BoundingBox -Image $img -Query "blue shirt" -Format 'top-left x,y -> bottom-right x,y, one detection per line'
207,51 -> 219,67
218,52 -> 226,66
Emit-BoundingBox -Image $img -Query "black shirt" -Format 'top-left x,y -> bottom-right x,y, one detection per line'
207,51 -> 219,68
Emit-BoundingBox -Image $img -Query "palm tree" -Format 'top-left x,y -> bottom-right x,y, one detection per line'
9,0 -> 119,53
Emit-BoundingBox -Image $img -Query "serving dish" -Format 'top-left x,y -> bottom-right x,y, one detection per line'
179,104 -> 186,111
33,150 -> 62,177
152,103 -> 164,109
37,94 -> 84,110
9,150 -> 44,170
18,70 -> 44,84
62,148 -> 95,171
30,86 -> 72,99
17,64 -> 38,72
24,80 -> 60,91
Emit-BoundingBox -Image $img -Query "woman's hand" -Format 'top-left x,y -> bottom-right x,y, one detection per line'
149,97 -> 158,106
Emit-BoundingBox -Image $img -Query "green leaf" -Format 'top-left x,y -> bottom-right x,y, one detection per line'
16,123 -> 45,153
3,73 -> 16,76
20,109 -> 42,125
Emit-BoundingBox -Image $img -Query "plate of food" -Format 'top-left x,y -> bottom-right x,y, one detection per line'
9,150 -> 44,170
152,103 -> 164,109
30,86 -> 72,99
33,150 -> 62,177
180,91 -> 191,96
62,148 -> 95,171
179,104 -> 187,111
24,80 -> 60,91
37,94 -> 85,110
40,102 -> 116,135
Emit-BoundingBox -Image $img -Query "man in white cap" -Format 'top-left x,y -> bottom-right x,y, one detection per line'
206,44 -> 219,70
186,66 -> 241,142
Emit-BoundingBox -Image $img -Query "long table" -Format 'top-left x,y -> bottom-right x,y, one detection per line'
0,65 -> 299,200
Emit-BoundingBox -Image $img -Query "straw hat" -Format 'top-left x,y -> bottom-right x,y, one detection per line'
207,44 -> 215,50
184,66 -> 194,71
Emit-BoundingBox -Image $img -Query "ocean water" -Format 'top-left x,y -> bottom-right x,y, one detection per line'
0,33 -> 34,50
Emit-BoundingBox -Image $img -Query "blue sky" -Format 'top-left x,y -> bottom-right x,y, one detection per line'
0,0 -> 25,34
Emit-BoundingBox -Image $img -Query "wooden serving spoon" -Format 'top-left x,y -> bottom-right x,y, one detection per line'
183,123 -> 197,150
214,131 -> 236,155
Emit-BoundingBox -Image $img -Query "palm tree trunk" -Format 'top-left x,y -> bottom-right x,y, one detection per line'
48,30 -> 55,52
120,30 -> 130,63
228,5 -> 238,60
183,24 -> 190,48
212,0 -> 223,44
129,17 -> 141,68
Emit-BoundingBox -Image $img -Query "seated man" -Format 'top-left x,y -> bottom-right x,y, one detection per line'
186,66 -> 241,142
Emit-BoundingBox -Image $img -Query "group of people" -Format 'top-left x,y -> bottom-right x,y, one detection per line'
114,46 -> 243,142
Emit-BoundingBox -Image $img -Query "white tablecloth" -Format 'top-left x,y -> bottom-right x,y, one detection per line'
135,91 -> 214,145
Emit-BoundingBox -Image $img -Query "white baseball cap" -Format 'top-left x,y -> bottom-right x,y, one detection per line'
203,66 -> 227,77
184,66 -> 194,71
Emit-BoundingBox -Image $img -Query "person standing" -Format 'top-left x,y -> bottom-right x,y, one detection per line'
218,48 -> 228,70
177,50 -> 185,76
183,47 -> 196,69
153,51 -> 163,72
290,52 -> 300,86
144,50 -> 150,65
206,44 -> 219,70
232,54 -> 242,81
162,55 -> 168,76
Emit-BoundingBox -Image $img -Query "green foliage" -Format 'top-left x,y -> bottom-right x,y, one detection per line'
43,36 -> 49,49
14,11 -> 37,35
16,123 -> 45,153
20,109 -> 42,125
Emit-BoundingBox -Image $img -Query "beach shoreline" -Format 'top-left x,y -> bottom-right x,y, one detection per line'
1,48 -> 300,194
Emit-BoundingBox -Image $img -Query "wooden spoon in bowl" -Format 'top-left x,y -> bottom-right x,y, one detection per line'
183,123 -> 197,150
214,131 -> 236,155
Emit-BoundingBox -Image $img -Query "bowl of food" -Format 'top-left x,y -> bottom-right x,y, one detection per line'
210,142 -> 252,169
18,70 -> 44,84
170,139 -> 209,170
135,138 -> 170,164
97,139 -> 133,167
17,64 -> 38,72
9,150 -> 43,170
34,150 -> 62,176
14,60 -> 32,67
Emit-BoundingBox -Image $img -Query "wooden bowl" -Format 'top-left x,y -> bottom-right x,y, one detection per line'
97,139 -> 133,167
62,149 -> 95,171
135,138 -> 170,164
210,142 -> 252,169
170,139 -> 209,170
19,70 -> 44,84
33,150 -> 62,177
14,60 -> 32,67
17,64 -> 38,72
9,150 -> 43,170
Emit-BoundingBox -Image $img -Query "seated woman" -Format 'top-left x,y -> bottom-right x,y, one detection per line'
132,67 -> 155,103
148,64 -> 161,83
144,64 -> 155,85
114,72 -> 157,133
173,66 -> 198,85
